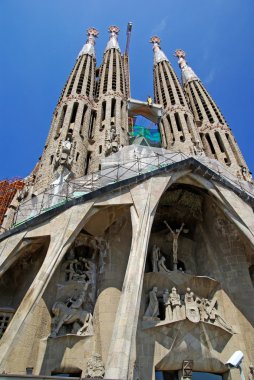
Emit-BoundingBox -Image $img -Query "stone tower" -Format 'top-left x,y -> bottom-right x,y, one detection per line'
89,26 -> 129,172
0,25 -> 254,380
33,27 -> 99,192
150,36 -> 201,155
175,49 -> 251,179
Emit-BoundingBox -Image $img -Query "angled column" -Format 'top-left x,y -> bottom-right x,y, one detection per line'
175,49 -> 251,181
33,28 -> 99,192
151,37 -> 201,155
88,26 -> 129,173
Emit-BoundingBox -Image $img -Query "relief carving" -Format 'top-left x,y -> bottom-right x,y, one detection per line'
143,286 -> 234,333
50,285 -> 93,338
85,353 -> 105,379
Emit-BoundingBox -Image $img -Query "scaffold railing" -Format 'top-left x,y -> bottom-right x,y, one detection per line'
12,147 -> 254,228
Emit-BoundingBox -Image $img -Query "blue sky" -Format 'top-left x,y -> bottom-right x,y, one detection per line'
0,0 -> 253,178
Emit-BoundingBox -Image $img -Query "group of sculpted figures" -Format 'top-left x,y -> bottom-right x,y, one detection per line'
50,246 -> 99,338
144,286 -> 234,333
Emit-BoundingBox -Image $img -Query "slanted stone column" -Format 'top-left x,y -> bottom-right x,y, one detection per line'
0,201 -> 94,369
105,176 -> 170,380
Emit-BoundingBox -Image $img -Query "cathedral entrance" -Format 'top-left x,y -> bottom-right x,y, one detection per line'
155,371 -> 222,380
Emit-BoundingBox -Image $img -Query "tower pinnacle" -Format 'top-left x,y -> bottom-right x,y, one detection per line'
78,27 -> 99,59
105,25 -> 121,52
150,36 -> 169,65
175,49 -> 199,84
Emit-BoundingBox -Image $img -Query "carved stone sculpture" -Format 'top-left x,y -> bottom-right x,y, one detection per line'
164,220 -> 185,270
96,237 -> 109,274
144,287 -> 159,319
148,286 -> 234,333
163,289 -> 172,321
105,125 -> 120,155
185,288 -> 200,323
158,256 -> 171,273
85,353 -> 105,379
50,287 -> 93,337
169,287 -> 182,320
55,135 -> 74,169
64,256 -> 88,282
152,244 -> 160,272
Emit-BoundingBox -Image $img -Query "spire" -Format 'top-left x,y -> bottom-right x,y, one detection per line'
175,49 -> 199,85
105,26 -> 121,52
78,27 -> 99,59
150,36 -> 169,65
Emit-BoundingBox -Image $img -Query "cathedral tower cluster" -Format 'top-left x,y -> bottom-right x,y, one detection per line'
0,23 -> 253,380
32,25 -> 251,194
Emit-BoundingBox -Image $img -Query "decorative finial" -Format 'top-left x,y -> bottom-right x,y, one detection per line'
105,25 -> 121,52
149,36 -> 168,65
109,25 -> 120,34
87,27 -> 99,39
174,49 -> 187,70
77,27 -> 98,59
175,49 -> 186,59
174,49 -> 199,84
150,36 -> 161,45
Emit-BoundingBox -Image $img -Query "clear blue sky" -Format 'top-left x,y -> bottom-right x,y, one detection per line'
0,0 -> 253,179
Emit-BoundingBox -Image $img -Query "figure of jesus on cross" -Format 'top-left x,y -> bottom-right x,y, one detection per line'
164,220 -> 185,271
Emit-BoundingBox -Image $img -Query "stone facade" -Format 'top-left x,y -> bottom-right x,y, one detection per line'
0,26 -> 253,380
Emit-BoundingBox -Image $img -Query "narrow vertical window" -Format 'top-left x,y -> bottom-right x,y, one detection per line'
85,151 -> 92,175
55,104 -> 67,137
205,133 -> 216,154
80,104 -> 87,135
102,101 -> 106,122
175,113 -> 183,132
111,98 -> 116,118
67,59 -> 81,96
70,102 -> 79,124
76,56 -> 88,94
88,110 -> 96,139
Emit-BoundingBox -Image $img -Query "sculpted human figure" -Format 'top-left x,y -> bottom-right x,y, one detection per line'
164,221 -> 185,270
169,287 -> 182,320
185,287 -> 200,323
198,298 -> 209,322
152,244 -> 160,272
158,256 -> 171,273
163,288 -> 172,321
205,298 -> 234,333
144,287 -> 159,318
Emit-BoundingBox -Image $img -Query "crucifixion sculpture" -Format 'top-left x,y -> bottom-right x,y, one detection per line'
164,220 -> 185,271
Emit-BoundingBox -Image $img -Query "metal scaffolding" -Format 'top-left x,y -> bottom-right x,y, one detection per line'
12,146 -> 254,228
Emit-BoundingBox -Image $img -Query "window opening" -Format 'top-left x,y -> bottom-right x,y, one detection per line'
70,102 -> 79,124
111,98 -> 116,118
205,133 -> 216,154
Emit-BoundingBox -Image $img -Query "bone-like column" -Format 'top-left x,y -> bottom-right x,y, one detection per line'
105,176 -> 170,379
